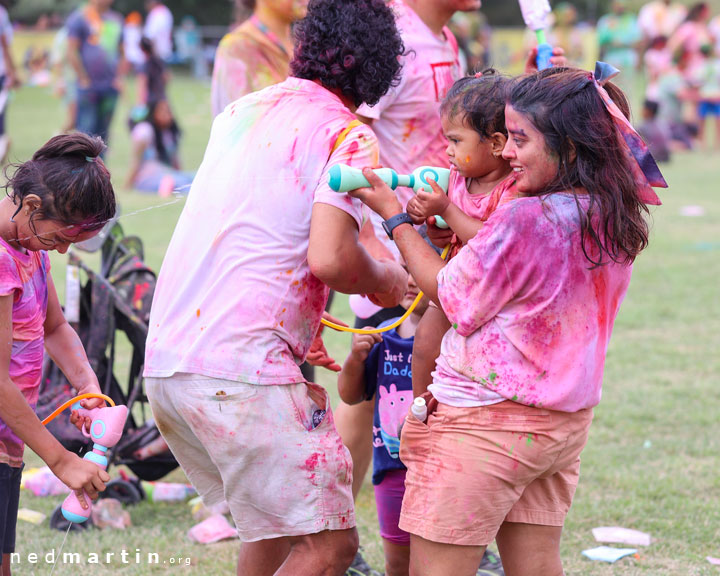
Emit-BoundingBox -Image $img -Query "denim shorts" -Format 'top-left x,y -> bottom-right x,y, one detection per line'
0,463 -> 23,562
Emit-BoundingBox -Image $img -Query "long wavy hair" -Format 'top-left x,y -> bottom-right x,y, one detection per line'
507,67 -> 649,266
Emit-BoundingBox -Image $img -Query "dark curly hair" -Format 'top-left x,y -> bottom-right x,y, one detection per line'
507,67 -> 649,267
4,133 -> 117,241
440,69 -> 509,139
290,0 -> 404,107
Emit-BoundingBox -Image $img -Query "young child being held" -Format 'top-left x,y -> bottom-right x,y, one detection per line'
350,64 -> 665,576
0,133 -> 116,572
406,70 -> 517,397
338,272 -> 429,576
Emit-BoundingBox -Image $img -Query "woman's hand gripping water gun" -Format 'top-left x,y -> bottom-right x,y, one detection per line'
328,164 -> 451,228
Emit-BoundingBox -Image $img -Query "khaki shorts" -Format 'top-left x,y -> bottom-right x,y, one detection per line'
399,399 -> 593,546
145,374 -> 355,542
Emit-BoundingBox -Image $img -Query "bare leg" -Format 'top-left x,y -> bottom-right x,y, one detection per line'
382,539 -> 410,576
334,399 -> 374,499
277,528 -> 358,576
411,306 -> 450,397
409,534 -> 484,576
237,539 -> 290,576
2,553 -> 11,576
237,529 -> 358,576
495,522 -> 564,576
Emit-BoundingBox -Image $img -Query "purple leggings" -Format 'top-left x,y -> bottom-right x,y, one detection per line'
374,469 -> 410,545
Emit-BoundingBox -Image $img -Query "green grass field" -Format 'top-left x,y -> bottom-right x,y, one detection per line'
6,74 -> 720,574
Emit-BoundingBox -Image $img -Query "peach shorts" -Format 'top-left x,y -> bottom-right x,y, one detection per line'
398,399 -> 593,546
145,374 -> 355,542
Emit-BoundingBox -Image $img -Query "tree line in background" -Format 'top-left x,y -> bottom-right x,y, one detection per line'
7,0 -> 712,27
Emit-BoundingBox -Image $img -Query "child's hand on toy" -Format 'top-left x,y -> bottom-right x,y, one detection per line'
306,312 -> 346,372
51,451 -> 110,505
350,331 -> 383,364
414,181 -> 451,219
425,216 -> 454,248
524,46 -> 567,73
70,382 -> 107,433
348,167 -> 404,220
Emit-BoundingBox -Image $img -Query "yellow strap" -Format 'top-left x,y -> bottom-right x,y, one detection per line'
41,393 -> 115,426
330,119 -> 363,156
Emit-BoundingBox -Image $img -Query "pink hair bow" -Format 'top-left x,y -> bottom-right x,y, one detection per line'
592,62 -> 666,205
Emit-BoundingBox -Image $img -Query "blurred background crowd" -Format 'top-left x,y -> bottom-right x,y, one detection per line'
1,0 -> 720,188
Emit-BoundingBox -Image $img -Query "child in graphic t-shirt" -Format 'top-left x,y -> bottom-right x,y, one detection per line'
338,273 -> 428,576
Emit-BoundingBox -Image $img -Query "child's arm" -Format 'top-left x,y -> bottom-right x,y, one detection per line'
308,203 -> 407,308
408,188 -> 483,244
337,332 -> 382,405
411,305 -> 451,397
43,275 -> 104,415
0,295 -> 109,498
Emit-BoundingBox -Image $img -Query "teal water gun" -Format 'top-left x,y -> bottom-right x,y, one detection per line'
328,164 -> 450,228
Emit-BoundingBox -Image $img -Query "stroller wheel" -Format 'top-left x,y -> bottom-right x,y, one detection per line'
100,478 -> 143,505
49,504 -> 92,532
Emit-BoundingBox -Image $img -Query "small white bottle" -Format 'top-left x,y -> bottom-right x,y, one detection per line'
64,264 -> 81,323
411,397 -> 427,423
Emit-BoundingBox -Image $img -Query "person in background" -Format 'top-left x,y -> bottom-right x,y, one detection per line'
211,0 -> 307,117
137,37 -> 168,107
644,35 -> 672,103
656,49 -> 699,149
638,99 -> 672,161
124,11 -> 145,71
0,0 -> 19,165
143,0 -> 173,62
50,25 -> 77,133
597,0 -> 641,94
550,2 -> 584,66
66,0 -> 126,152
667,2 -> 713,81
696,44 -> 720,149
638,0 -> 686,50
126,99 -> 194,194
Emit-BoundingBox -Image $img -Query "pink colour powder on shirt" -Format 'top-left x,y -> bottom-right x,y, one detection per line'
0,238 -> 50,466
145,78 -> 378,385
430,194 -> 632,412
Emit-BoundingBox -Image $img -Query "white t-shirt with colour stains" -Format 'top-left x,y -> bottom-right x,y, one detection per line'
145,78 -> 376,385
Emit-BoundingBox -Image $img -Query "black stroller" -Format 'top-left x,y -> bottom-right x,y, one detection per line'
36,217 -> 179,530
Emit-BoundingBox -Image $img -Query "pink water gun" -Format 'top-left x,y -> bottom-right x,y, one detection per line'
42,395 -> 128,524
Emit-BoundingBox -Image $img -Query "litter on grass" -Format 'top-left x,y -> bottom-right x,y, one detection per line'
582,546 -> 637,563
17,508 -> 46,524
707,557 -> 720,566
592,526 -> 652,546
679,205 -> 705,217
187,514 -> 237,544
